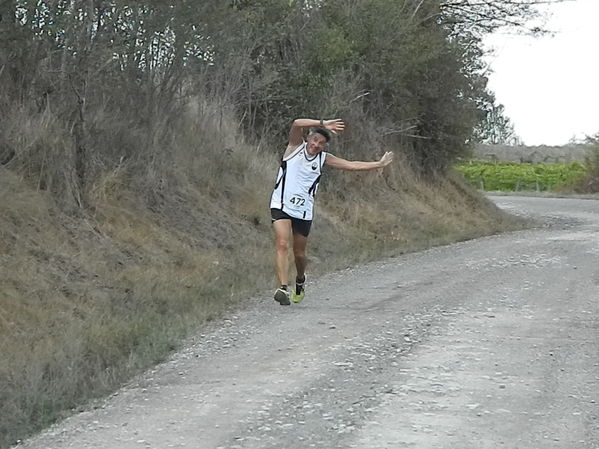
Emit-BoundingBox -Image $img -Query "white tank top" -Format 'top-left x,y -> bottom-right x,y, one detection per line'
270,142 -> 327,220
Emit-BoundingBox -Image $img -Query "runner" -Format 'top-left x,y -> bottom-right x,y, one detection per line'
270,118 -> 394,305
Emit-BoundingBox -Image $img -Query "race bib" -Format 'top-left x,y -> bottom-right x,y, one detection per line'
287,194 -> 307,211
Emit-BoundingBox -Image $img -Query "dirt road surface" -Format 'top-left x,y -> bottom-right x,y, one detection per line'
15,196 -> 599,449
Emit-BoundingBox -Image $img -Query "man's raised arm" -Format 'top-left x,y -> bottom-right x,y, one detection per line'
288,118 -> 345,147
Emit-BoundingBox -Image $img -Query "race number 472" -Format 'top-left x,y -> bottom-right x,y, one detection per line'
289,195 -> 305,207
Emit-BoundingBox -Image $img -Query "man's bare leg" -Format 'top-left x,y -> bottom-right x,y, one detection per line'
292,231 -> 308,281
291,231 -> 308,302
273,220 -> 292,304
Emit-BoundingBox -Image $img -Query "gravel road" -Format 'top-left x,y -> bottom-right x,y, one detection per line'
15,195 -> 599,449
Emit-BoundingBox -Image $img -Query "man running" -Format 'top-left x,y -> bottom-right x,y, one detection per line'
270,118 -> 393,305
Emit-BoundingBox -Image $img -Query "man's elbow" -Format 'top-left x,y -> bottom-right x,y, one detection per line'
292,119 -> 304,128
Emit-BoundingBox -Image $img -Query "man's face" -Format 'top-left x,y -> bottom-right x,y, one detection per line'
306,133 -> 327,156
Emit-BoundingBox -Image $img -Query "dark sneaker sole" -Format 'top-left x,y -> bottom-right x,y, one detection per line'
274,290 -> 291,306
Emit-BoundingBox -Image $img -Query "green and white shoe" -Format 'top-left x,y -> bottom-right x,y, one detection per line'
274,286 -> 291,305
291,276 -> 306,303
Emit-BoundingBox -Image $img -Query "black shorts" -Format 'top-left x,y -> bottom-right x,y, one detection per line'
271,208 -> 312,237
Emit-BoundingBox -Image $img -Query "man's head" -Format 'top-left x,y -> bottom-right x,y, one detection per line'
306,128 -> 331,156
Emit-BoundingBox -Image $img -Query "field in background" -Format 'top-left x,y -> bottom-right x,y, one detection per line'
455,160 -> 588,192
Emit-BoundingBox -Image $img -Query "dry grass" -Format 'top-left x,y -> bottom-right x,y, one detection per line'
0,104 -> 525,448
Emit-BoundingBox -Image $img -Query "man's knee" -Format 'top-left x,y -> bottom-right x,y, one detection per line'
275,236 -> 289,253
293,244 -> 306,259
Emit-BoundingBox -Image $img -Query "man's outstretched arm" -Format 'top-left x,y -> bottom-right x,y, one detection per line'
325,151 -> 393,171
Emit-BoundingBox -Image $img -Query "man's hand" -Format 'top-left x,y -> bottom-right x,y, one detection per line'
379,151 -> 394,168
323,119 -> 345,135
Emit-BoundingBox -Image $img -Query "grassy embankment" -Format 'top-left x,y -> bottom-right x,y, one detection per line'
0,105 -> 524,448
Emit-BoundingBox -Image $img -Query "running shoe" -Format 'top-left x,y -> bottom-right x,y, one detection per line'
274,286 -> 291,306
291,276 -> 306,303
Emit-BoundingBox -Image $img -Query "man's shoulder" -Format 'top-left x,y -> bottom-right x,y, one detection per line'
287,141 -> 305,151
283,141 -> 306,159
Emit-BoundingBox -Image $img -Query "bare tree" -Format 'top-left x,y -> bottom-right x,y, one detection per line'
439,0 -> 567,37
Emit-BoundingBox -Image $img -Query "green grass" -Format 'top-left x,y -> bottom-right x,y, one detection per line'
455,160 -> 588,192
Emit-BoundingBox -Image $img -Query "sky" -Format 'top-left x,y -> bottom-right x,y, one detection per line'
483,0 -> 599,146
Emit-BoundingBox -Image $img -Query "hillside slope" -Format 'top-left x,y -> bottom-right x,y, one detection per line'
0,153 -> 524,447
